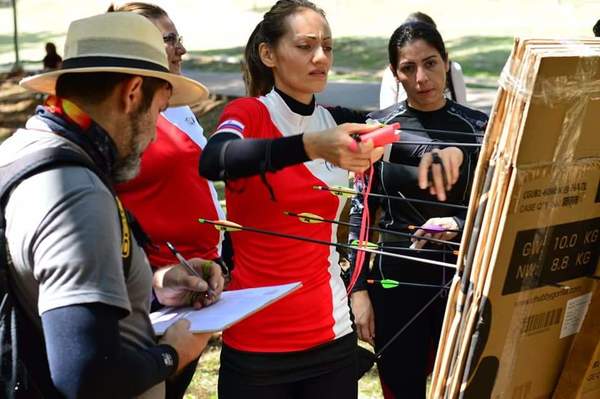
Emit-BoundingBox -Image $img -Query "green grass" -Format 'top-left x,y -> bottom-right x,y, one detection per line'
2,31 -> 512,84
333,37 -> 388,73
185,48 -> 244,74
184,35 -> 512,84
184,337 -> 221,399
185,59 -> 242,74
446,36 -> 513,79
199,47 -> 245,58
0,31 -> 62,54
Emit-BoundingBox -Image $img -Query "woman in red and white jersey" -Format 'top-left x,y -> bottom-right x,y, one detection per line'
199,1 -> 457,397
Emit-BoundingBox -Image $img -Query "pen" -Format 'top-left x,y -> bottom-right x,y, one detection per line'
165,241 -> 215,300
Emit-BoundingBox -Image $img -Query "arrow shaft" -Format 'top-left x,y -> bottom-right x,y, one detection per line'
200,220 -> 456,269
407,224 -> 461,234
314,185 -> 468,210
286,211 -> 460,247
396,141 -> 481,148
368,279 -> 448,289
375,281 -> 452,359
397,127 -> 484,138
377,245 -> 459,255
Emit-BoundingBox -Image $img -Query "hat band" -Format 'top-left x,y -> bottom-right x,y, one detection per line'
62,56 -> 170,73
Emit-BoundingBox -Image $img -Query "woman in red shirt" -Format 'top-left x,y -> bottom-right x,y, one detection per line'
199,0 -> 461,397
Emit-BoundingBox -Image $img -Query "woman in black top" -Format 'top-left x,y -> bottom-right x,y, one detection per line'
349,22 -> 488,398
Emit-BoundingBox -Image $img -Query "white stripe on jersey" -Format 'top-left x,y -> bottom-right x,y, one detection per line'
329,197 -> 353,338
213,128 -> 244,138
215,119 -> 245,138
162,106 -> 206,148
217,119 -> 245,132
260,89 -> 353,338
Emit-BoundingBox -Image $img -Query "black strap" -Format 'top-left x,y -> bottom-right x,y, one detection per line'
0,148 -> 95,398
0,147 -> 135,398
0,147 -> 132,277
447,61 -> 457,102
218,139 -> 232,180
259,140 -> 277,202
428,151 -> 449,189
0,147 -> 109,203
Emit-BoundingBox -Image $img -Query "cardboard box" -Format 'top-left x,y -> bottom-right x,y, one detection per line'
431,39 -> 600,399
460,161 -> 599,398
553,282 -> 600,399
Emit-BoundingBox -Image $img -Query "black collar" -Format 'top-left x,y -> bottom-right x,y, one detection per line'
274,87 -> 315,116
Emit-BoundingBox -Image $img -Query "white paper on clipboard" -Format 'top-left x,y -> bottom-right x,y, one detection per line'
150,282 -> 302,335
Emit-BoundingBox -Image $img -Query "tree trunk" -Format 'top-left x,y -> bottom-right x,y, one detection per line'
12,0 -> 20,67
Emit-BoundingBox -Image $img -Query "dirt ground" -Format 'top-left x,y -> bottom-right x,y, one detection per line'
0,71 -> 40,140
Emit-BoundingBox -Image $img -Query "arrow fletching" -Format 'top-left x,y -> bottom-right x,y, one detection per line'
314,185 -> 355,198
367,279 -> 400,289
350,240 -> 379,250
292,212 -> 324,224
380,279 -> 400,289
198,218 -> 242,232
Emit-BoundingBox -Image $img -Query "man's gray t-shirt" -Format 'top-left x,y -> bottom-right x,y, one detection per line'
1,120 -> 164,398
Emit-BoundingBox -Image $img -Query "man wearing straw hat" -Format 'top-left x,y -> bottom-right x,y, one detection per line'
0,12 -> 222,399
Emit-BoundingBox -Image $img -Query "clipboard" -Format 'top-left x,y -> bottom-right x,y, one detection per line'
150,282 -> 302,334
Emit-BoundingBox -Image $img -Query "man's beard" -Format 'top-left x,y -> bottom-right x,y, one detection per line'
112,111 -> 149,183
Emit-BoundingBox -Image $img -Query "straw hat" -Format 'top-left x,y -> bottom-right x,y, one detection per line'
20,12 -> 209,107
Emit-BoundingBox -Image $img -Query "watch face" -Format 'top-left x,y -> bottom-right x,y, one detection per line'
161,352 -> 174,367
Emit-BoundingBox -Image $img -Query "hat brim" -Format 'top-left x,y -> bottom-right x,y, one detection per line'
20,66 -> 209,107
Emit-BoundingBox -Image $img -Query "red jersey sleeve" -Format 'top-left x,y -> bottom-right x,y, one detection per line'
214,98 -> 273,139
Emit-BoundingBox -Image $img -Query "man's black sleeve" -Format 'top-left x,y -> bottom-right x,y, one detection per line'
41,302 -> 178,399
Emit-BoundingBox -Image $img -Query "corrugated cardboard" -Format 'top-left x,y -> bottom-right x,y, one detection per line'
553,282 -> 600,399
431,39 -> 600,399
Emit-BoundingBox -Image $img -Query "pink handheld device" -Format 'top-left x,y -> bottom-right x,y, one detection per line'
348,122 -> 400,152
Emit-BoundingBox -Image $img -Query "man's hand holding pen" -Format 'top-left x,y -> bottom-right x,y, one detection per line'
153,257 -> 225,309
